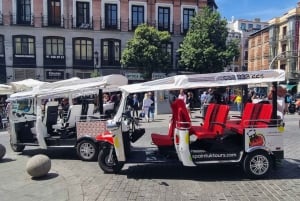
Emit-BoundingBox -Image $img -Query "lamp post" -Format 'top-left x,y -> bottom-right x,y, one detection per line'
94,51 -> 99,75
269,50 -> 299,70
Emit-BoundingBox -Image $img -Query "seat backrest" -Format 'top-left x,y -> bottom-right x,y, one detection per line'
65,104 -> 82,127
240,103 -> 255,127
43,101 -> 58,126
256,104 -> 272,128
87,104 -> 95,116
202,104 -> 217,130
211,104 -> 229,134
166,99 -> 179,138
176,99 -> 191,128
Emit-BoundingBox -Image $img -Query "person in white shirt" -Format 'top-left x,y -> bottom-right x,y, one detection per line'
178,89 -> 187,104
142,93 -> 153,122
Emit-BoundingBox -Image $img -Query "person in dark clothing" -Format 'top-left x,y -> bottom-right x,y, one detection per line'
132,94 -> 140,117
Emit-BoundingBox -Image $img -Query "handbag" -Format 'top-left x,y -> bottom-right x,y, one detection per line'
139,111 -> 145,118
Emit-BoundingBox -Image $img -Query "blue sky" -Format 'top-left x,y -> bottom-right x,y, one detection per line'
216,0 -> 299,22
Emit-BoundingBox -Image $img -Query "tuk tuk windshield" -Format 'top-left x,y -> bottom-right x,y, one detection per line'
11,98 -> 34,114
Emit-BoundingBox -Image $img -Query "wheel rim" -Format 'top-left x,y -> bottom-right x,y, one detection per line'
104,151 -> 116,167
79,142 -> 95,160
249,154 -> 269,175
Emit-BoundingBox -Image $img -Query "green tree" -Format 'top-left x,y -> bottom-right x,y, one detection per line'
178,7 -> 239,73
121,24 -> 172,79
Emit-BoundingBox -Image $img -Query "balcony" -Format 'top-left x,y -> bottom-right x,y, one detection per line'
0,14 -> 3,25
41,15 -> 65,28
10,14 -> 34,26
100,18 -> 121,31
71,16 -> 93,30
279,34 -> 288,41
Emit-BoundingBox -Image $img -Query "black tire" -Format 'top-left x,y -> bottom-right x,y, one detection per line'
76,140 -> 98,161
98,147 -> 124,173
10,141 -> 25,152
243,150 -> 272,179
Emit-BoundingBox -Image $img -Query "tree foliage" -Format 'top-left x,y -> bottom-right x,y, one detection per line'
121,24 -> 172,79
178,7 -> 239,73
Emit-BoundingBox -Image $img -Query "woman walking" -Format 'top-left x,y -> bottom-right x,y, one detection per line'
142,93 -> 153,122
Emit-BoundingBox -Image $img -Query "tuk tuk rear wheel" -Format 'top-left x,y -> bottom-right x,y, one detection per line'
243,150 -> 272,179
98,147 -> 124,173
76,140 -> 98,161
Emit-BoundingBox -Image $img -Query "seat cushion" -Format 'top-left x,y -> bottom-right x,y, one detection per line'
151,133 -> 173,146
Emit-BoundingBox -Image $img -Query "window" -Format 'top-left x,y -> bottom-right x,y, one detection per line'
240,23 -> 246,30
76,1 -> 90,28
48,0 -> 61,26
131,5 -> 144,30
101,39 -> 120,66
248,24 -> 253,30
158,7 -> 170,31
45,37 -> 64,58
14,35 -> 35,57
256,24 -> 261,30
44,37 -> 65,67
73,38 -> 93,67
183,8 -> 194,33
105,4 -> 118,29
17,0 -> 31,25
0,35 -> 4,57
161,42 -> 173,64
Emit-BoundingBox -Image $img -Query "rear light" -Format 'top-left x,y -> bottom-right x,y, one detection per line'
175,134 -> 180,145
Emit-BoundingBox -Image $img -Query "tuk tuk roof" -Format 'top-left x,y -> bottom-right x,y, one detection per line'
37,74 -> 128,98
0,84 -> 13,95
8,74 -> 128,101
9,79 -> 46,92
119,70 -> 285,93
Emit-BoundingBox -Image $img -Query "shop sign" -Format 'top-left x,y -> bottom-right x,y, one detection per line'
46,71 -> 64,80
152,73 -> 166,80
124,72 -> 144,80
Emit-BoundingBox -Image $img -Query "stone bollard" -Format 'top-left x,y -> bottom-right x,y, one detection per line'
0,144 -> 6,160
26,154 -> 51,178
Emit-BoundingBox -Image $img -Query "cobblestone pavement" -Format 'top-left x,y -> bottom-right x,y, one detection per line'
0,112 -> 300,201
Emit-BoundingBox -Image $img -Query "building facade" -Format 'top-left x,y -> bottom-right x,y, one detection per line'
248,2 -> 300,91
0,0 -> 217,83
248,27 -> 269,71
268,4 -> 300,87
226,18 -> 268,72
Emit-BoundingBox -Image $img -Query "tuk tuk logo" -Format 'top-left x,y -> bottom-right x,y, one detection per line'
247,129 -> 265,147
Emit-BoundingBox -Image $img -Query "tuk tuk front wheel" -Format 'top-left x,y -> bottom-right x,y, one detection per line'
76,140 -> 98,161
98,146 -> 124,173
10,143 -> 25,152
243,150 -> 272,179
10,138 -> 25,152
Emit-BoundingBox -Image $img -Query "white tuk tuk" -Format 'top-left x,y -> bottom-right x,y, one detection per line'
7,74 -> 128,161
96,69 -> 286,179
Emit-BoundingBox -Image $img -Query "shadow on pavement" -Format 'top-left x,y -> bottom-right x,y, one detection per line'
31,172 -> 59,181
123,158 -> 300,181
20,147 -> 79,160
0,158 -> 16,163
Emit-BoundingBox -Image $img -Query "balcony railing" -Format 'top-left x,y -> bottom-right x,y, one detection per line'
71,16 -> 94,30
10,14 -> 34,26
100,18 -> 121,31
41,15 -> 65,28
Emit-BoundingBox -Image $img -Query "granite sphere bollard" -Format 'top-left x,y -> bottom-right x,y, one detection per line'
26,154 -> 51,178
0,144 -> 6,160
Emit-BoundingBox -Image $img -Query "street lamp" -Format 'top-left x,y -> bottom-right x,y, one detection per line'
269,50 -> 298,70
94,51 -> 99,68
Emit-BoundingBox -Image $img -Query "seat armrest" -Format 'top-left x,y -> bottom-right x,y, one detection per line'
211,121 -> 226,128
231,115 -> 242,119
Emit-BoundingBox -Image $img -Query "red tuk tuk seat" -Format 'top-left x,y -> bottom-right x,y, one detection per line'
226,103 -> 271,135
190,104 -> 229,140
151,99 -> 179,146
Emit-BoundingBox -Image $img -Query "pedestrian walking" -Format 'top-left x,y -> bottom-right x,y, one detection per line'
142,93 -> 153,122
